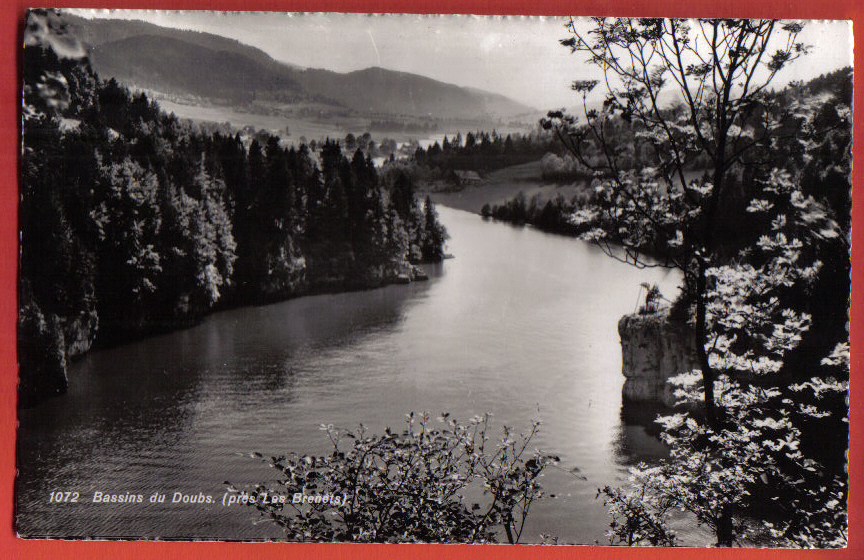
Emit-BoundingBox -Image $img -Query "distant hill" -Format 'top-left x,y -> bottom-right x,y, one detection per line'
64,13 -> 295,70
90,34 -> 305,104
295,66 -> 535,120
62,12 -> 538,120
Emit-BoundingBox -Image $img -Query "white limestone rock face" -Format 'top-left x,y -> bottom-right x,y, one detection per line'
618,309 -> 699,407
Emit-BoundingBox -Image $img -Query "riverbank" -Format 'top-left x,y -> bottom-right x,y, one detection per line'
420,160 -> 589,214
20,261 -> 433,408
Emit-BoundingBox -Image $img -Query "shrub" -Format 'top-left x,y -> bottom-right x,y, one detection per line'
234,412 -> 558,543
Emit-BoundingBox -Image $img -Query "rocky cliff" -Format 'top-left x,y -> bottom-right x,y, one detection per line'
618,309 -> 699,407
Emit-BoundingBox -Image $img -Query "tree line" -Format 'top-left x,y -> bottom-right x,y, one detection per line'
481,192 -> 580,233
19,21 -> 447,406
411,129 -> 563,179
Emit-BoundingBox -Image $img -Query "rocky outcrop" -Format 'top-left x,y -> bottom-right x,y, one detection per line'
18,300 -> 69,407
62,310 -> 98,358
618,308 -> 699,407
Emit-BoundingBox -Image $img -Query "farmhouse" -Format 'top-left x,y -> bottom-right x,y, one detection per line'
449,170 -> 482,186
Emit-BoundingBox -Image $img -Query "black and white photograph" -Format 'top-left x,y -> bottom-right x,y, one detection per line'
17,8 -> 851,546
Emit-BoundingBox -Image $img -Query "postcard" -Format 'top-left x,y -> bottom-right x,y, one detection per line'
16,8 -> 852,548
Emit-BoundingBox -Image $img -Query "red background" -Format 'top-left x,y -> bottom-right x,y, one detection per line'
0,1 -> 860,559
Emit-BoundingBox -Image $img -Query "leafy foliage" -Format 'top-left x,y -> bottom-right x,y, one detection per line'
597,478 -> 676,546
542,17 -> 849,547
237,412 -> 558,543
605,352 -> 848,547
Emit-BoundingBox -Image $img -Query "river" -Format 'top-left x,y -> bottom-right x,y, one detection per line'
16,206 -> 684,543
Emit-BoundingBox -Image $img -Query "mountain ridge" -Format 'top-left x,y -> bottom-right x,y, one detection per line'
63,12 -> 538,121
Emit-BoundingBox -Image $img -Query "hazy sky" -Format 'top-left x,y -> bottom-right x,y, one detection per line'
70,10 -> 853,111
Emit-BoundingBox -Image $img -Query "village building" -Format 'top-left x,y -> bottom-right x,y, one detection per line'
449,169 -> 482,186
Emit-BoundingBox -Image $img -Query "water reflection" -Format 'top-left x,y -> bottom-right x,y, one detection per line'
614,400 -> 672,466
17,277 -> 429,539
17,207 -> 684,543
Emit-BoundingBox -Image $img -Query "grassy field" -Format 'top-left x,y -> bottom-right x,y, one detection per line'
422,160 -> 589,214
424,161 -> 713,214
157,99 -> 364,144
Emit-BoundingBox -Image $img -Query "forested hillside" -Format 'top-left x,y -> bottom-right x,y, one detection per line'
19,10 -> 447,406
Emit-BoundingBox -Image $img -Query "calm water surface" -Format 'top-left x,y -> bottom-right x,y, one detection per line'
17,206 -> 684,543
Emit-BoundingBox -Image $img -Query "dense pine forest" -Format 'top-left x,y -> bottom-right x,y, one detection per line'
19,16 -> 447,406
411,129 -> 562,180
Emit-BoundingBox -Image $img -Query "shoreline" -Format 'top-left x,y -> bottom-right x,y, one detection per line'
23,262 -> 437,408
419,160 -> 589,215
